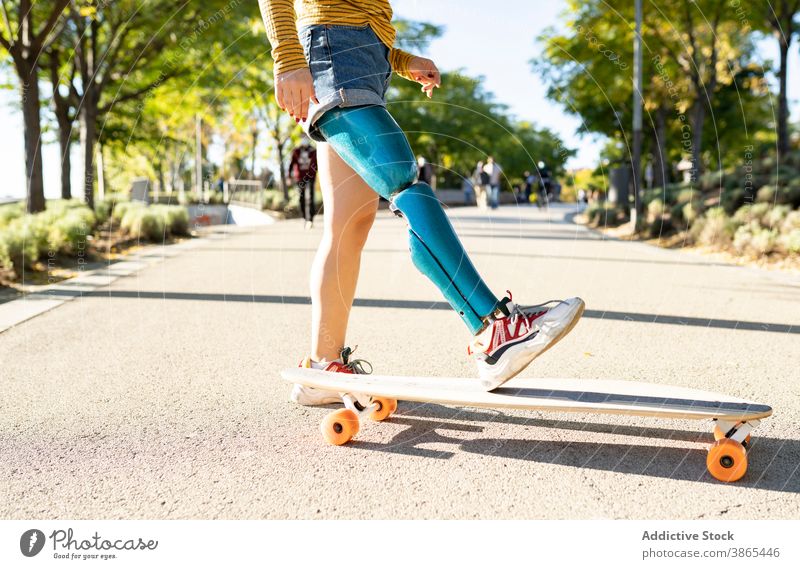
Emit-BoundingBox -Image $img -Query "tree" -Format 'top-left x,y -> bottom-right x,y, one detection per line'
63,0 -> 252,208
96,1 -> 269,201
535,0 -> 762,187
0,0 -> 71,212
759,1 -> 800,161
389,71 -> 571,188
44,35 -> 78,200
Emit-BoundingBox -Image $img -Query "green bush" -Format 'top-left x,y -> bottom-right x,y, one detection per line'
119,204 -> 188,242
670,202 -> 686,226
267,192 -> 287,211
47,207 -> 95,254
682,201 -> 703,226
698,171 -> 723,193
781,210 -> 800,232
733,222 -> 778,257
152,205 -> 189,236
94,198 -> 116,224
733,203 -> 770,225
0,218 -> 41,270
646,198 -> 666,222
764,205 -> 791,228
778,229 -> 800,255
720,188 -> 747,214
692,207 -> 736,247
112,200 -> 144,223
284,194 -> 301,216
0,202 -> 96,274
120,207 -> 166,242
0,201 -> 24,228
675,188 -> 697,205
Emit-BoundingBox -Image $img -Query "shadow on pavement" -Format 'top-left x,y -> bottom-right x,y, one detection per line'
457,232 -> 603,242
189,246 -> 744,269
353,407 -> 799,491
446,215 -> 572,226
65,289 -> 799,334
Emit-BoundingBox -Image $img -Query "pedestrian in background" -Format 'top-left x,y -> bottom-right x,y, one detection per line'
473,160 -> 489,210
417,155 -> 434,186
289,135 -> 318,229
484,156 -> 502,209
462,175 -> 475,206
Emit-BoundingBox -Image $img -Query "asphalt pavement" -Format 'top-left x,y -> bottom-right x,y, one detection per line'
1,203 -> 798,519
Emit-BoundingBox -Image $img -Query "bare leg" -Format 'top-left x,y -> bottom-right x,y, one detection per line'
310,142 -> 378,362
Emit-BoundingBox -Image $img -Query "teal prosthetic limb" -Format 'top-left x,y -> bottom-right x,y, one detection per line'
316,106 -> 500,334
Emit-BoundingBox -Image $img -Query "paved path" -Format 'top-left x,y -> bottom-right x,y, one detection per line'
1,204 -> 798,519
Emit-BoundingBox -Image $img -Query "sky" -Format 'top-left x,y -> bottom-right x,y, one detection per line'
1,0 -> 799,200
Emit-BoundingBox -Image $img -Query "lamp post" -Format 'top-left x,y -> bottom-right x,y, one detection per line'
632,0 -> 643,231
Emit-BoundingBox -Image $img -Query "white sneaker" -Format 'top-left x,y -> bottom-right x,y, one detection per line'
469,295 -> 585,390
289,347 -> 372,406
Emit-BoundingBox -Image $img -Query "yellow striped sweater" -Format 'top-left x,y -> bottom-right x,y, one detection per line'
258,0 -> 415,80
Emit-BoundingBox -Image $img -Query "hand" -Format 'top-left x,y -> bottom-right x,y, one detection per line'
274,67 -> 318,122
408,56 -> 441,98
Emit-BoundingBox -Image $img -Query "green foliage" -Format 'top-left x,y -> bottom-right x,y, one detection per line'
120,206 -> 166,242
94,196 -> 121,224
733,222 -> 778,256
779,229 -> 800,254
691,207 -> 736,247
153,205 -> 190,236
263,190 -> 287,211
0,201 -> 25,227
118,203 -> 189,241
47,208 -> 96,254
585,201 -> 626,227
0,202 -> 96,274
388,72 -> 573,188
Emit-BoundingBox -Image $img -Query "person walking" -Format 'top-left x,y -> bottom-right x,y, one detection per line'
473,160 -> 489,210
259,0 -> 584,400
288,135 -> 318,228
417,155 -> 433,187
484,156 -> 502,209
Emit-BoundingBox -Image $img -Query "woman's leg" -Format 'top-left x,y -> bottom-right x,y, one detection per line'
310,142 -> 378,362
316,105 -> 500,335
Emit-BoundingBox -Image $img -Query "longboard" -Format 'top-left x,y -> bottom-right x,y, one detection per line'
281,368 -> 772,483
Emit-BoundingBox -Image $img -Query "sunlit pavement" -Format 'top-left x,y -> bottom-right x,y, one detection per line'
1,202 -> 798,519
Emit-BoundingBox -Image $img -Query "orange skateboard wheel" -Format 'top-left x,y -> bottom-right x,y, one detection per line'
320,409 -> 359,445
707,438 -> 748,482
713,425 -> 751,446
369,397 -> 397,422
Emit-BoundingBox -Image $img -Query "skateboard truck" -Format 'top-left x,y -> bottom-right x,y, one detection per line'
319,393 -> 398,446
707,419 -> 761,482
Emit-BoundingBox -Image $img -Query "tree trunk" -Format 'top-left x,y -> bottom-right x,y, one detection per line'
80,102 -> 97,209
20,63 -> 46,213
276,138 -> 288,200
650,106 -> 670,189
690,101 -> 705,182
58,116 -> 72,200
250,128 -> 258,178
777,37 -> 790,161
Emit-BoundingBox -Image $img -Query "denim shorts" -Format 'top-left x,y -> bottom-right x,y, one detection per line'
299,24 -> 392,141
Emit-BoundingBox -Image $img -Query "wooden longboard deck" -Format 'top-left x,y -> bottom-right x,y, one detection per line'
282,368 -> 772,421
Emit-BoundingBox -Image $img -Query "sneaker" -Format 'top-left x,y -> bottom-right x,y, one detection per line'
289,346 -> 372,406
469,294 -> 585,390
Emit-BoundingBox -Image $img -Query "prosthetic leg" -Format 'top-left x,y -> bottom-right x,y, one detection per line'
316,106 -> 500,334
